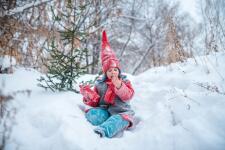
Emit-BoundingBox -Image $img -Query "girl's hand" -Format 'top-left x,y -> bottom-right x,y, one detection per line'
111,75 -> 122,89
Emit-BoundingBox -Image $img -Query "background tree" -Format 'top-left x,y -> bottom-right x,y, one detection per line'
86,0 -> 119,74
0,0 -> 54,71
199,0 -> 225,54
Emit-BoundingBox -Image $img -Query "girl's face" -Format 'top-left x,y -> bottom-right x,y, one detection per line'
106,67 -> 119,79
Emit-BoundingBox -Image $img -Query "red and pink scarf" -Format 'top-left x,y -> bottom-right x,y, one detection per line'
104,79 -> 116,105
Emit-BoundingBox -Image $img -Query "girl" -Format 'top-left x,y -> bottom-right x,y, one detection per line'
80,31 -> 135,138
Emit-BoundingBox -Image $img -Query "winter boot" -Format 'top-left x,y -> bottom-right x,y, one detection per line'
94,114 -> 129,138
85,108 -> 110,126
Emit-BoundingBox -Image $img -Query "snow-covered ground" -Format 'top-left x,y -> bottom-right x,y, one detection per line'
1,52 -> 225,150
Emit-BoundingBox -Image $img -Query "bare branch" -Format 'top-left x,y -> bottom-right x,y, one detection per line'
132,44 -> 155,75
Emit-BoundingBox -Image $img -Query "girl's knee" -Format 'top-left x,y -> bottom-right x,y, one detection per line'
85,108 -> 110,126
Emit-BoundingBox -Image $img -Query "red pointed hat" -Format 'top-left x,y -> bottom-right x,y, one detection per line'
101,30 -> 120,73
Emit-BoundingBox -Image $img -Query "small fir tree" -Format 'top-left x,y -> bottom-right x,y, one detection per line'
38,1 -> 91,93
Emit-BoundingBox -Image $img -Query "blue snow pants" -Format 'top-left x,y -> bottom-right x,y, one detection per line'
85,108 -> 129,138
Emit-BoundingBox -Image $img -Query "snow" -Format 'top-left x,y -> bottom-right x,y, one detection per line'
177,0 -> 201,23
0,55 -> 16,69
1,52 -> 225,150
22,38 -> 29,53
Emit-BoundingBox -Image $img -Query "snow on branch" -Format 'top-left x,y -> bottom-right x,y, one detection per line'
2,0 -> 53,17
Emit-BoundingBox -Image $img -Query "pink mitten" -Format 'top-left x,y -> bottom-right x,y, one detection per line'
79,85 -> 100,103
